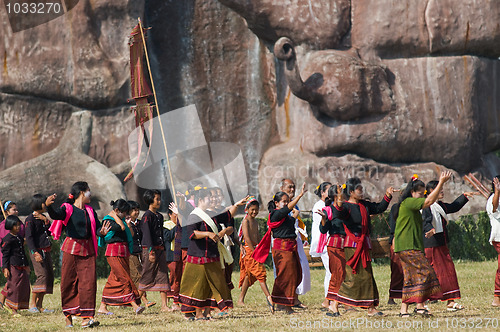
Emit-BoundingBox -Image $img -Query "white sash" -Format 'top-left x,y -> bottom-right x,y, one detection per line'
430,202 -> 448,234
191,208 -> 234,267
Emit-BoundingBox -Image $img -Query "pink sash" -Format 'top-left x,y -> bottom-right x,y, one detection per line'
316,206 -> 332,254
49,203 -> 98,255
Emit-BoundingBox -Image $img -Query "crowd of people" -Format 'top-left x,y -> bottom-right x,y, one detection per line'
1,173 -> 500,327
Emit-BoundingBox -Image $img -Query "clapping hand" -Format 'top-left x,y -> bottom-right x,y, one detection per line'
169,202 -> 179,215
100,220 -> 112,236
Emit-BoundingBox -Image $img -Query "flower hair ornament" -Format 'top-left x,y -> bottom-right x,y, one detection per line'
411,174 -> 419,181
341,183 -> 346,189
194,186 -> 207,191
68,194 -> 74,199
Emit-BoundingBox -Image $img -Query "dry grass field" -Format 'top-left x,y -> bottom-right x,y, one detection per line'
1,260 -> 500,331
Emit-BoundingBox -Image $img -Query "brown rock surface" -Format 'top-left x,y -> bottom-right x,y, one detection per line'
0,111 -> 125,216
352,0 -> 500,60
274,37 -> 394,121
274,55 -> 500,173
218,0 -> 351,49
0,93 -> 73,170
0,0 -> 143,109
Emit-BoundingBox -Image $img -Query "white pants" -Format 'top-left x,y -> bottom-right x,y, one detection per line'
296,236 -> 311,295
320,251 -> 331,298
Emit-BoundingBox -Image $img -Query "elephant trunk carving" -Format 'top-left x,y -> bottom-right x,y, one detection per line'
274,37 -> 394,121
274,37 -> 322,104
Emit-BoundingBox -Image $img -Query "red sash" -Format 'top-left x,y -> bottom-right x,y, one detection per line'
343,202 -> 371,274
251,212 -> 286,264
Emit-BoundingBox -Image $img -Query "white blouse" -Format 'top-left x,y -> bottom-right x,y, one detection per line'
310,200 -> 326,257
487,195 -> 500,244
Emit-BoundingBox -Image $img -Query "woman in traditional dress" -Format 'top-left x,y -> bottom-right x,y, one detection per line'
394,172 -> 451,317
46,181 -> 110,328
252,183 -> 307,314
178,188 -> 245,320
329,177 -> 394,316
316,185 -> 346,317
98,199 -> 144,315
422,180 -> 476,311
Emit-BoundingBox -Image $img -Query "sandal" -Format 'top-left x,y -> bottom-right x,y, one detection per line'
42,308 -> 55,313
292,303 -> 307,309
81,319 -> 100,328
447,303 -> 464,311
367,311 -> 384,317
266,298 -> 275,314
326,311 -> 340,317
145,301 -> 156,308
97,311 -> 114,315
414,308 -> 432,317
28,307 -> 40,313
213,311 -> 229,318
135,306 -> 145,315
399,312 -> 411,318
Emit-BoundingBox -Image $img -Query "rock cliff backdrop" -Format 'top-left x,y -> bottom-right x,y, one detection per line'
1,0 -> 499,216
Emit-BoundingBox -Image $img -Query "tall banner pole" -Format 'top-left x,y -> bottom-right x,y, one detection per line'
138,17 -> 178,205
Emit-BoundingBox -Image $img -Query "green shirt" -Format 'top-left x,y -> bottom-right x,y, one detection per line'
394,197 -> 426,253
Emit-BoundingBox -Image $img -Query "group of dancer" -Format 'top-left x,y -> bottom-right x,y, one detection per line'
0,181 -> 249,327
312,171 -> 500,318
1,172 -> 500,327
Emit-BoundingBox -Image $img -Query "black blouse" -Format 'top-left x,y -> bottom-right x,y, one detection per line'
140,210 -> 164,249
129,220 -> 142,254
25,214 -> 52,253
319,205 -> 346,236
1,233 -> 28,269
422,195 -> 468,248
47,204 -> 101,239
186,210 -> 231,258
270,207 -> 296,239
332,196 -> 391,234
104,217 -> 129,244
179,203 -> 195,249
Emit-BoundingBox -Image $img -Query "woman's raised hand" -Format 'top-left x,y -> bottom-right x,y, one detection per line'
439,171 -> 452,184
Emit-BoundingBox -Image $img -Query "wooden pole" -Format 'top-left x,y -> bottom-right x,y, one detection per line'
463,175 -> 489,198
138,18 -> 178,206
469,173 -> 490,195
0,199 -> 7,219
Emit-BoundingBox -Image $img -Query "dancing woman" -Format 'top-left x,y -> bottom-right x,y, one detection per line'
394,172 -> 451,317
46,181 -> 110,328
329,177 -> 394,316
